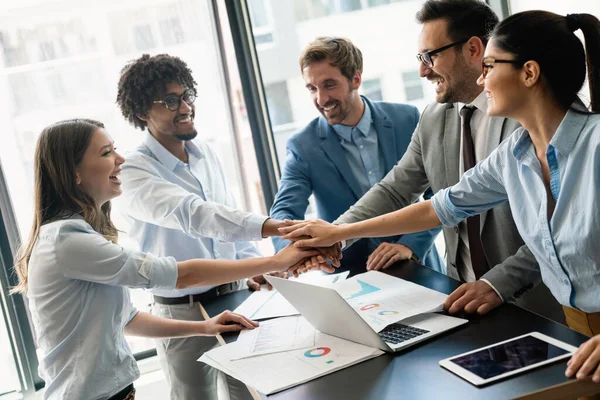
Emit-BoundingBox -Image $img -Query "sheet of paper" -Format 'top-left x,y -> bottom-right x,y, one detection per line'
234,271 -> 349,320
199,331 -> 383,395
231,316 -> 315,360
335,271 -> 448,332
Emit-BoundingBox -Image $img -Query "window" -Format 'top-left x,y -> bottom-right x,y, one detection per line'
509,0 -> 600,15
160,17 -> 185,46
248,0 -> 275,45
402,70 -> 424,101
0,307 -> 20,396
361,78 -> 383,101
0,0 -> 268,375
133,24 -> 156,51
251,0 -> 430,176
293,0 -> 403,20
265,81 -> 294,127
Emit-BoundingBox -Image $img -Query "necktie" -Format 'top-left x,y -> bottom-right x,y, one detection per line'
459,106 -> 489,279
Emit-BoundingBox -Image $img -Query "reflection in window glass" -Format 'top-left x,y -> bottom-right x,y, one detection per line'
252,0 -> 432,184
0,305 -> 20,396
0,0 -> 265,359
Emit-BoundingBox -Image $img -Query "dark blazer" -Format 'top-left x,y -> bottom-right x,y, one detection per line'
271,96 -> 444,272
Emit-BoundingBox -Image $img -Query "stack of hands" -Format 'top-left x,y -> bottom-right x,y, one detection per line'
262,219 -> 503,318
249,219 -> 600,383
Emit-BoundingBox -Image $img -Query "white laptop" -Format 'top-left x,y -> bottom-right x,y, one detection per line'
265,275 -> 468,353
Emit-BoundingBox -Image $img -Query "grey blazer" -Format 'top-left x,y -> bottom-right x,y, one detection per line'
335,101 -> 564,322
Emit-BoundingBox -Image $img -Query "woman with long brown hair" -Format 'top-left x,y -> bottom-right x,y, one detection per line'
13,118 -> 316,399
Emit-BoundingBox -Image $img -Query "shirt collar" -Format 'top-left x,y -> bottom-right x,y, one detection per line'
512,106 -> 588,161
457,90 -> 488,114
331,99 -> 372,142
144,132 -> 203,171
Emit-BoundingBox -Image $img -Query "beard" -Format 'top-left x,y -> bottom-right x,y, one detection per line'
175,129 -> 198,141
321,90 -> 355,125
436,55 -> 482,104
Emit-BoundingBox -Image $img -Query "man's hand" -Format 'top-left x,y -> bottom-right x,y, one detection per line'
203,310 -> 258,335
247,272 -> 288,291
566,335 -> 600,382
367,243 -> 413,271
279,219 -> 343,247
444,281 -> 503,315
261,218 -> 285,238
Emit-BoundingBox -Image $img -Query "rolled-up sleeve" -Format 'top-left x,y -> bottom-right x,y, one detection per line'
56,221 -> 178,289
431,146 -> 510,227
120,160 -> 267,243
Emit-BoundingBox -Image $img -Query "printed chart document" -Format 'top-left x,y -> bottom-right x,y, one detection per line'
199,331 -> 383,395
336,271 -> 449,332
235,271 -> 349,320
232,316 -> 316,360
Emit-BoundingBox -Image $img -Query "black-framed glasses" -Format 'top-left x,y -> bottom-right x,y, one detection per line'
153,88 -> 197,111
481,57 -> 522,78
416,39 -> 468,68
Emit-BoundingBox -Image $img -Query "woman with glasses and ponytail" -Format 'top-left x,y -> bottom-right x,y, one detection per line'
279,10 -> 600,384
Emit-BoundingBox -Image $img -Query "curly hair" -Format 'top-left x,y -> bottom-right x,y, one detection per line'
116,54 -> 197,130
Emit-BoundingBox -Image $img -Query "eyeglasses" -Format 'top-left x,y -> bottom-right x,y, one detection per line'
153,88 -> 197,111
416,39 -> 468,68
481,57 -> 522,78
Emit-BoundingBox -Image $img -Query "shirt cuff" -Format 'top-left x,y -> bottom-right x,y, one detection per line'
145,253 -> 178,290
248,214 -> 270,241
480,278 -> 505,303
341,240 -> 347,250
431,188 -> 464,227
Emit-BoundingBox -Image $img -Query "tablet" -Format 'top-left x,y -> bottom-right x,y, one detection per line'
439,332 -> 578,386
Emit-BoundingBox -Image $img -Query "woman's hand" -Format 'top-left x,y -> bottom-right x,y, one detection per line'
566,335 -> 600,382
203,310 -> 259,335
272,243 -> 320,272
279,219 -> 345,248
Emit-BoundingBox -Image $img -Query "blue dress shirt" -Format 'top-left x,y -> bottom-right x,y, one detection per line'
27,217 -> 177,399
332,101 -> 385,194
432,109 -> 600,311
118,133 -> 265,297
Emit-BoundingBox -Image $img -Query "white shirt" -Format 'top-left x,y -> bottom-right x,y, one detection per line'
117,132 -> 267,297
27,217 -> 177,399
456,91 -> 490,283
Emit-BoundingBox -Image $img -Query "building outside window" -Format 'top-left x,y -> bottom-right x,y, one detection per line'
402,70 -> 424,102
361,77 -> 383,101
248,0 -> 275,45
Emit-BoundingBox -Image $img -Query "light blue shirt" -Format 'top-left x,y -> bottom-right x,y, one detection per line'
432,109 -> 600,312
27,217 -> 177,399
332,101 -> 385,194
118,133 -> 266,297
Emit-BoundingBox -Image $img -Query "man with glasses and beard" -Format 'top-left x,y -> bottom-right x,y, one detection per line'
115,54 -> 284,400
300,0 -> 563,322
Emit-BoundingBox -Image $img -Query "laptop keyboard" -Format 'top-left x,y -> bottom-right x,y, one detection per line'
378,323 -> 430,345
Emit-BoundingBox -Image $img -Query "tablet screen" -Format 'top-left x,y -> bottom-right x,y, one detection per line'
448,335 -> 570,379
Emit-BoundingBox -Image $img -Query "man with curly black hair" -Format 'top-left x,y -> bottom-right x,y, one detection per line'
115,53 -> 284,400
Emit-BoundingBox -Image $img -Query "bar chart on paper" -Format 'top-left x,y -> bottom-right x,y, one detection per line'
344,280 -> 381,300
